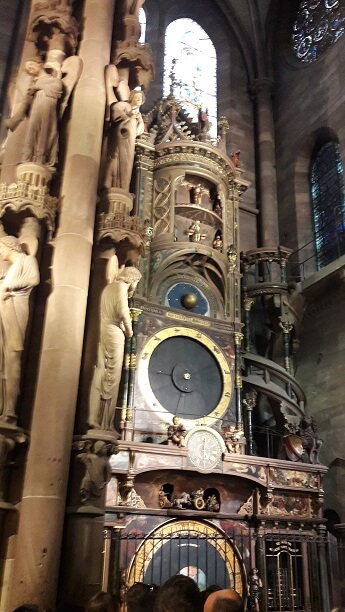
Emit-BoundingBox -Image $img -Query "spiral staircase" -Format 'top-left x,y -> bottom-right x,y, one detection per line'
240,247 -> 309,456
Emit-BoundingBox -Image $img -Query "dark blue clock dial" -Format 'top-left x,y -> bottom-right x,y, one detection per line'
165,282 -> 209,315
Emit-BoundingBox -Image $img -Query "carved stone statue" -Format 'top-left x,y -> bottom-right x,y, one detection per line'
6,55 -> 82,167
0,236 -> 40,423
77,440 -> 112,505
104,87 -> 145,192
6,59 -> 43,133
299,415 -> 323,464
88,266 -> 142,431
21,61 -> 64,166
167,416 -> 186,447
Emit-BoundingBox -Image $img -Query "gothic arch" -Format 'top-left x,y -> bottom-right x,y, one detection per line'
293,127 -> 340,278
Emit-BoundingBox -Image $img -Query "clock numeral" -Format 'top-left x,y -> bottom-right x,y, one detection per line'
142,352 -> 149,360
196,332 -> 202,339
224,391 -> 231,398
213,346 -> 220,354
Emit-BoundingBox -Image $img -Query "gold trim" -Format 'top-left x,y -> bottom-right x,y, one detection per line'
138,326 -> 232,427
127,519 -> 244,596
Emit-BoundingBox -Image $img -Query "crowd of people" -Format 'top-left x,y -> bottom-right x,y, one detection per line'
85,576 -> 244,612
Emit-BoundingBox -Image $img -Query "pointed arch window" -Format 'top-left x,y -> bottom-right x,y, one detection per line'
163,19 -> 217,140
310,140 -> 345,268
139,7 -> 146,43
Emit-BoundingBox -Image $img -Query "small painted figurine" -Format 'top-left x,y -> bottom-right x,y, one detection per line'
188,220 -> 206,242
167,416 -> 186,447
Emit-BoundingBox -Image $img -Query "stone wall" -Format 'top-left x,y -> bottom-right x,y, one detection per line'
273,16 -> 345,519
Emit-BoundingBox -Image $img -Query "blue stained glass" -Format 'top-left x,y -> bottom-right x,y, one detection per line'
310,142 -> 345,268
163,19 -> 217,141
293,0 -> 345,63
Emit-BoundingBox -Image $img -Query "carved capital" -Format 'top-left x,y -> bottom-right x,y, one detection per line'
250,78 -> 275,100
243,389 -> 258,412
29,1 -> 79,55
244,297 -> 255,312
129,307 -> 142,323
279,320 -> 294,334
234,332 -> 243,346
0,163 -> 58,235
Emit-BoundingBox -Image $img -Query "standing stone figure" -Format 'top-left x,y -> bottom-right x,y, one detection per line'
77,440 -> 112,505
6,59 -> 43,133
104,89 -> 145,192
6,55 -> 82,167
22,61 -> 64,166
0,236 -> 40,423
88,266 -> 142,431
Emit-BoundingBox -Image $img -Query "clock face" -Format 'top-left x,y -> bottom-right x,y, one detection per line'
185,427 -> 225,470
164,282 -> 210,316
138,326 -> 232,428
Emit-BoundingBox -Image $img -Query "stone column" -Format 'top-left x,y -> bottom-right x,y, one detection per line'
255,521 -> 268,612
234,332 -> 244,430
8,1 -> 115,609
251,78 -> 280,248
317,524 -> 331,612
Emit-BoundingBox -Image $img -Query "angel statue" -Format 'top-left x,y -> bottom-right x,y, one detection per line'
7,55 -> 82,167
103,64 -> 145,192
88,259 -> 142,431
0,234 -> 40,423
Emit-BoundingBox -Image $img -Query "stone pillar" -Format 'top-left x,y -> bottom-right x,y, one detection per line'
251,78 -> 280,248
234,332 -> 244,430
317,524 -> 331,612
121,307 -> 142,440
8,1 -> 115,609
256,521 -> 268,612
243,389 -> 257,456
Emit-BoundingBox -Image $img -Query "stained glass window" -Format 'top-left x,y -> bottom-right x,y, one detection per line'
310,141 -> 345,268
163,19 -> 217,141
139,8 -> 146,43
293,0 -> 345,64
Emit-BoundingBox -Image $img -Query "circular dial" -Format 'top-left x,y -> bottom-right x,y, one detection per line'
139,327 -> 232,427
186,427 -> 225,470
164,282 -> 210,315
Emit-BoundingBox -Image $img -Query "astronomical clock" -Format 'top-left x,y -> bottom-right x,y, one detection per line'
125,96 -> 247,445
102,92 -> 327,608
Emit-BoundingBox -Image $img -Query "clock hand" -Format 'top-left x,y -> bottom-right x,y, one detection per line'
155,370 -> 173,376
176,392 -> 186,413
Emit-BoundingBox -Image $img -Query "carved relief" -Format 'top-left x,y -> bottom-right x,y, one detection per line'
153,178 -> 171,236
75,440 -> 113,506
